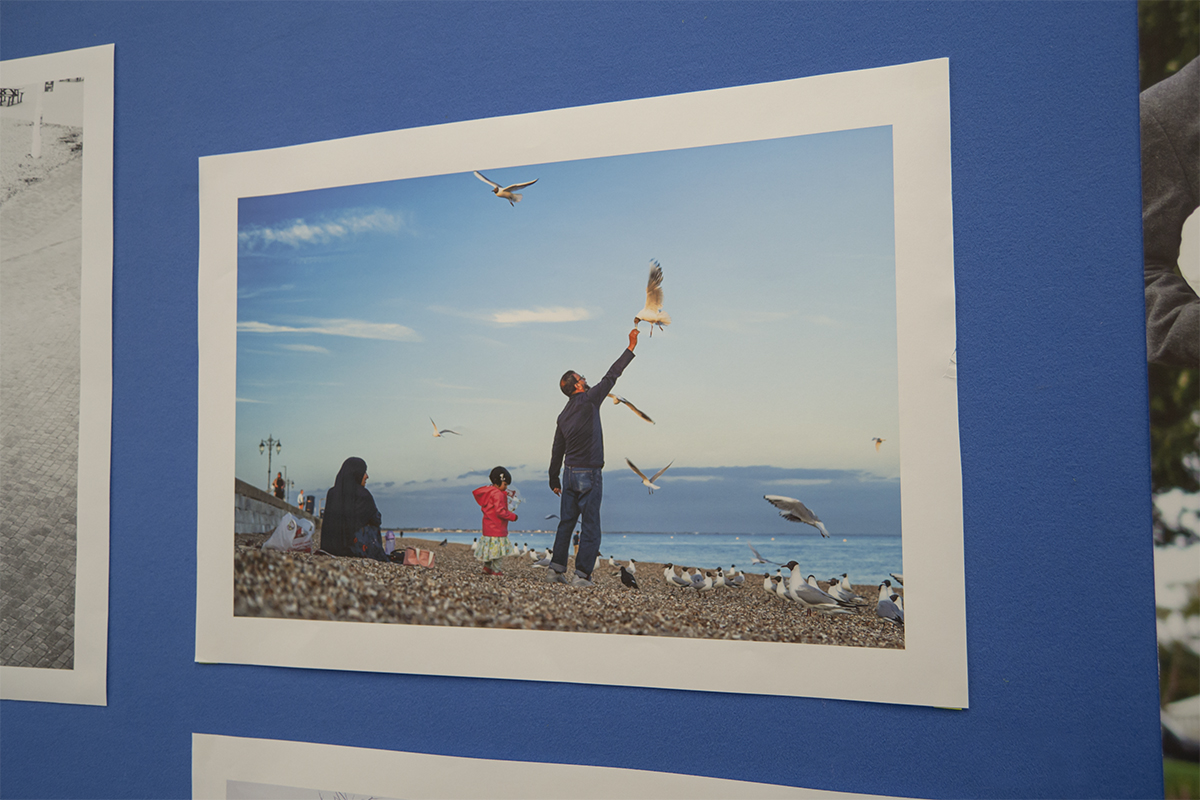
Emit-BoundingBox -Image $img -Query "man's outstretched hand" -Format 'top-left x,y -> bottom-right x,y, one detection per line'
628,327 -> 640,351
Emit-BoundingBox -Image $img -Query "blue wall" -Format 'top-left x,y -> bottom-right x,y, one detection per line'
0,3 -> 1160,798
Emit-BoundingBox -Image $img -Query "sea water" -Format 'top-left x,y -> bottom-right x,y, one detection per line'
399,530 -> 902,585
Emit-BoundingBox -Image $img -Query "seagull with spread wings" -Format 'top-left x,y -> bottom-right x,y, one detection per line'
747,544 -> 780,566
473,170 -> 538,206
763,495 -> 831,537
633,260 -> 671,335
871,437 -> 886,451
430,418 -> 461,437
608,393 -> 655,424
625,458 -> 674,494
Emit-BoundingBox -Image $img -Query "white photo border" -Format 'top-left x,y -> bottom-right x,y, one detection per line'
0,43 -> 114,707
197,58 -> 966,708
193,733 -> 895,800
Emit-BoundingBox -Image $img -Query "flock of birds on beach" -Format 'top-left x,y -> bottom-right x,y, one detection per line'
466,537 -> 904,626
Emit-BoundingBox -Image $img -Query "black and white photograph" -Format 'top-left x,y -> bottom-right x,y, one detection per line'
0,44 -> 113,706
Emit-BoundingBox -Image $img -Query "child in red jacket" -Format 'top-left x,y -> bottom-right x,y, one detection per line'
472,466 -> 518,575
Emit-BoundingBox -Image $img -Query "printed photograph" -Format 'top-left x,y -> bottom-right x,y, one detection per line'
0,63 -> 85,672
194,733 -> 876,800
199,59 -> 964,707
1138,1 -> 1200,791
0,43 -> 113,707
232,125 -> 906,649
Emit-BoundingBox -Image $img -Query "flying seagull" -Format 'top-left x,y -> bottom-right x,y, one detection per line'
889,572 -> 904,586
473,170 -> 538,206
872,437 -> 885,451
763,495 -> 831,538
625,458 -> 674,494
747,544 -> 779,566
608,393 -> 655,424
430,418 -> 461,437
545,513 -> 559,520
633,259 -> 671,335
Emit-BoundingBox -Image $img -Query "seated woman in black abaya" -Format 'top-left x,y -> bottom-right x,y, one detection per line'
320,456 -> 387,561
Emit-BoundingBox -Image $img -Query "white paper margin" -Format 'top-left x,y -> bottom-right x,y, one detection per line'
0,44 -> 113,707
197,58 -> 966,709
192,732 -> 906,800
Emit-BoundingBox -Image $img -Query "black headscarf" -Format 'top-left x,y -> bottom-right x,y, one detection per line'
321,456 -> 381,556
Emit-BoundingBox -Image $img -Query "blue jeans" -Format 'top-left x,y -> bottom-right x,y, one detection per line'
552,467 -> 602,578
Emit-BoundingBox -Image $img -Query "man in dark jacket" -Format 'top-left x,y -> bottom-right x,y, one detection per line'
546,328 -> 639,587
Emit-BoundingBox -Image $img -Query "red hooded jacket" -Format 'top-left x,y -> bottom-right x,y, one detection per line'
473,484 -> 517,537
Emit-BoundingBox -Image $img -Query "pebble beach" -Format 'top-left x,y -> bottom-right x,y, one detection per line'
235,534 -> 904,649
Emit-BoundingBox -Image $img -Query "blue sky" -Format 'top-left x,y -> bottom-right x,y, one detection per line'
236,125 -> 902,535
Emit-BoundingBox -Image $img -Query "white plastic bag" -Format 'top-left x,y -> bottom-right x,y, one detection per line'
262,513 -> 314,553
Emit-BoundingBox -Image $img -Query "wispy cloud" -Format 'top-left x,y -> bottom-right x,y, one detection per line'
490,307 -> 592,325
239,283 -> 296,299
236,397 -> 267,404
281,343 -> 330,354
238,208 -> 405,250
765,478 -> 834,486
433,305 -> 592,326
806,315 -> 841,327
238,317 -> 422,342
425,378 -> 475,391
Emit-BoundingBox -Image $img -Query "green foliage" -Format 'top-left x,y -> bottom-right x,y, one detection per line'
1164,757 -> 1200,800
1140,0 -> 1200,91
1159,639 -> 1200,706
1149,365 -> 1200,543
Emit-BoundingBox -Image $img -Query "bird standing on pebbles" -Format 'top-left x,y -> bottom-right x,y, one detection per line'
876,580 -> 904,625
664,564 -> 691,588
620,566 -> 639,589
783,562 -> 854,614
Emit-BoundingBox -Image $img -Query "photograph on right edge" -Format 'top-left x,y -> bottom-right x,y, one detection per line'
1140,2 -> 1200,793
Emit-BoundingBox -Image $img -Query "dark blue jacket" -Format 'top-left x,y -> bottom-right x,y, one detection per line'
548,348 -> 635,491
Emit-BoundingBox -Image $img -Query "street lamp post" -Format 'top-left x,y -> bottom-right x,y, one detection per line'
260,435 -> 282,493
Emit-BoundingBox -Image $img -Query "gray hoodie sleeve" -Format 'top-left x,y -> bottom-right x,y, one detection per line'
1141,58 -> 1199,367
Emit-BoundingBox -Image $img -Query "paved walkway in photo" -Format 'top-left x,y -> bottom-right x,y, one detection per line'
0,155 -> 83,670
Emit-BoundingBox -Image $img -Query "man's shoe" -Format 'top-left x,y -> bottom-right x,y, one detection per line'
570,575 -> 595,588
545,570 -> 569,584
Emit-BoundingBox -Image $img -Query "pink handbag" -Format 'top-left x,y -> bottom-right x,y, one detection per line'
402,547 -> 435,568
